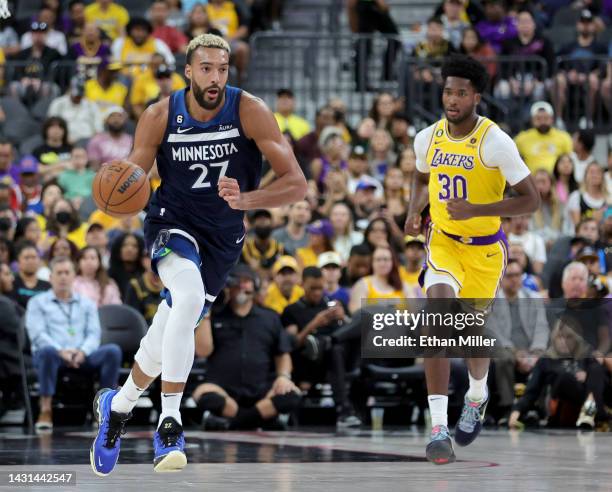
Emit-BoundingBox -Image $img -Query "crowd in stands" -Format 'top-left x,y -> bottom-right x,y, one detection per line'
0,0 -> 610,433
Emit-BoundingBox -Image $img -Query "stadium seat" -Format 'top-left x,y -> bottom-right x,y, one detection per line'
15,318 -> 34,433
552,6 -> 581,27
98,304 -> 148,365
29,96 -> 55,122
19,134 -> 43,157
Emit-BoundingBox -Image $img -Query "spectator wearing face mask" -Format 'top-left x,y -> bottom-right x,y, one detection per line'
241,209 -> 284,277
193,264 -> 300,430
45,198 -> 89,249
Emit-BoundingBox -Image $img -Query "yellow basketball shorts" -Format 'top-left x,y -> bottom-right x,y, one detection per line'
423,225 -> 508,299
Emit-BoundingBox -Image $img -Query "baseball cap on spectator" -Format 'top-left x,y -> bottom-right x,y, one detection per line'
350,145 -> 367,159
273,255 -> 299,275
356,175 -> 380,191
103,105 -> 126,120
19,155 -> 39,174
87,222 -> 104,234
276,88 -> 294,98
579,9 -> 594,22
318,126 -> 344,148
155,65 -> 173,79
404,234 -> 425,247
227,263 -> 258,286
530,101 -> 554,118
30,21 -> 49,32
307,219 -> 334,238
317,251 -> 342,269
576,246 -> 599,262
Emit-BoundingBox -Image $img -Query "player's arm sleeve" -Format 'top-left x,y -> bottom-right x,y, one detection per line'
481,126 -> 531,186
413,126 -> 434,173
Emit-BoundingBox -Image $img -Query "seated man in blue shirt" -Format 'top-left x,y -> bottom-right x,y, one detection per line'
25,256 -> 122,432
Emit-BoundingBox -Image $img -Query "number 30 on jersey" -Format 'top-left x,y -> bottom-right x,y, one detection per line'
438,173 -> 467,200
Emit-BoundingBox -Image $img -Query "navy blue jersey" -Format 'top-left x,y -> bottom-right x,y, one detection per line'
150,85 -> 263,230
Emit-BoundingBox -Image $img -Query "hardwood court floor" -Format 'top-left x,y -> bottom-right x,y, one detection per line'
1,427 -> 611,491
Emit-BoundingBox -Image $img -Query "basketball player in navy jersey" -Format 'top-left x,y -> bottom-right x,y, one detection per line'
91,34 -> 307,475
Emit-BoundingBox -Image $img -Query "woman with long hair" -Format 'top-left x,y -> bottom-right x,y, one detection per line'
530,169 -> 563,247
33,116 -> 73,179
45,198 -> 88,249
553,154 -> 578,205
108,232 -> 146,300
459,27 -> 497,81
46,237 -> 79,264
384,167 -> 408,230
567,162 -> 609,227
309,128 -> 348,193
74,246 -> 121,307
368,129 -> 396,180
348,245 -> 412,313
397,147 -> 416,201
368,92 -> 396,130
184,3 -> 223,38
13,217 -> 45,251
329,202 -> 363,263
0,261 -> 15,298
362,216 -> 404,253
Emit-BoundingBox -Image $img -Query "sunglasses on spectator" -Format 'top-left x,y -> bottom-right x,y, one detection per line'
31,22 -> 48,32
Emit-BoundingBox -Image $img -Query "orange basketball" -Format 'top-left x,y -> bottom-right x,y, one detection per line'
92,161 -> 151,218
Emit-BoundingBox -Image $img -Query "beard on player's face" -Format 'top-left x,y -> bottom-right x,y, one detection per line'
444,104 -> 475,125
192,79 -> 225,110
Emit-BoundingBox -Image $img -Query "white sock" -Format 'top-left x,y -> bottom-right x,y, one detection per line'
111,373 -> 146,414
467,371 -> 488,402
158,392 -> 182,428
428,394 -> 448,427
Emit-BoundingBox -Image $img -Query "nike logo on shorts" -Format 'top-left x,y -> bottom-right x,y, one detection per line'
486,252 -> 499,257
176,127 -> 194,134
235,233 -> 246,244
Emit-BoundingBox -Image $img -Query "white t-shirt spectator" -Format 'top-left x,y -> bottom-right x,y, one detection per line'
47,94 -> 103,142
21,30 -> 68,56
566,190 -> 607,216
508,231 -> 547,266
570,152 -> 596,184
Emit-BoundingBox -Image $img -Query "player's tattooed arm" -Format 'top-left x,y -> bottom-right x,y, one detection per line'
218,93 -> 308,210
126,99 -> 168,175
404,170 -> 430,235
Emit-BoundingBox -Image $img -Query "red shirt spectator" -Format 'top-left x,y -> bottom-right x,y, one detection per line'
150,0 -> 188,54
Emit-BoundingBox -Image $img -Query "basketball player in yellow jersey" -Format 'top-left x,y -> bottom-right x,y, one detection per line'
405,56 -> 540,464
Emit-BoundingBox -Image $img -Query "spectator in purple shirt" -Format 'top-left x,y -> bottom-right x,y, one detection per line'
476,0 -> 518,54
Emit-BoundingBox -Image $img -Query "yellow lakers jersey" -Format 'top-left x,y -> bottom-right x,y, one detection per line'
425,117 -> 505,237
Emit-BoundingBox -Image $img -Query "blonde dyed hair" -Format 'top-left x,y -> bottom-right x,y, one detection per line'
186,34 -> 231,63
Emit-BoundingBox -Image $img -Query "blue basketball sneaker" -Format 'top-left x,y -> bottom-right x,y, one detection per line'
425,425 -> 456,465
454,392 -> 489,447
90,388 -> 132,477
153,416 -> 187,472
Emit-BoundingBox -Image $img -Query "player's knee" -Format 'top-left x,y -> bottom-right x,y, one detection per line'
134,342 -> 162,377
196,391 -> 226,415
271,392 -> 301,414
174,288 -> 205,320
